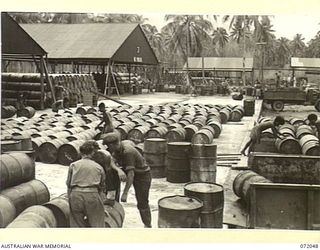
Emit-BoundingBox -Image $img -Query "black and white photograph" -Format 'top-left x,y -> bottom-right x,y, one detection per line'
0,0 -> 319,247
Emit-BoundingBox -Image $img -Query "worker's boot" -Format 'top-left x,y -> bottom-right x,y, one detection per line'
139,208 -> 152,228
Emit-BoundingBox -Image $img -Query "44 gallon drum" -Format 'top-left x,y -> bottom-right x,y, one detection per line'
184,182 -> 224,228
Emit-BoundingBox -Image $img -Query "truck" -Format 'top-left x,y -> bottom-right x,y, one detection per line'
263,87 -> 320,111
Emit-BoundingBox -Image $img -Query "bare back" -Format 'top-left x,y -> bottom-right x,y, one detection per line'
256,121 -> 274,133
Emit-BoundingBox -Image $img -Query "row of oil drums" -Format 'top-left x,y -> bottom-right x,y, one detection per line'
232,170 -> 272,206
158,182 -> 224,228
50,74 -> 98,93
275,123 -> 319,156
0,152 -> 124,228
1,112 -> 102,164
258,117 -> 320,156
105,103 -> 245,145
50,74 -> 98,108
3,102 -> 245,148
143,139 -> 218,184
259,116 -> 311,136
114,73 -> 144,95
1,103 -> 244,165
5,130 -> 99,165
0,108 -> 106,165
1,105 -> 36,119
0,152 -> 50,227
175,84 -> 220,96
1,73 -> 98,110
1,73 -> 52,110
2,193 -> 124,228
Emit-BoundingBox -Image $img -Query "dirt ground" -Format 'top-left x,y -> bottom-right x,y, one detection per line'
4,92 -> 264,228
30,92 -> 265,228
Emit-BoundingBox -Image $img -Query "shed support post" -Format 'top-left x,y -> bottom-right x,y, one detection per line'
39,56 -> 45,110
292,68 -> 295,85
128,64 -> 131,91
110,61 -> 120,98
41,56 -> 56,104
144,66 -> 147,80
71,61 -> 74,73
32,55 -> 41,73
104,61 -> 111,96
201,56 -> 205,85
251,69 -> 254,85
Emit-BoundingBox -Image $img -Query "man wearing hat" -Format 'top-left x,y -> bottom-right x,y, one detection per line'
103,132 -> 152,228
66,140 -> 106,227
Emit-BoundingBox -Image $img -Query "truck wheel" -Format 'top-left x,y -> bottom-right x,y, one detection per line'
272,101 -> 284,111
315,99 -> 320,112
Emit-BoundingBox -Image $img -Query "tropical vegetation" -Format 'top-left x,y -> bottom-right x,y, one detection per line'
9,12 -> 320,69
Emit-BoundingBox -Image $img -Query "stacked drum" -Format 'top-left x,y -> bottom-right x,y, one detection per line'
0,153 -> 50,228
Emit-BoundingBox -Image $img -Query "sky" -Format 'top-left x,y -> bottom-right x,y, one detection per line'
2,0 -> 320,43
143,14 -> 320,43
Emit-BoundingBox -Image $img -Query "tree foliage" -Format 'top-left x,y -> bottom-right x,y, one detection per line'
8,12 -> 320,68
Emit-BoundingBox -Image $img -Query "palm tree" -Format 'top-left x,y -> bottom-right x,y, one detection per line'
306,31 -> 320,57
212,27 -> 229,55
50,13 -> 90,24
87,13 -> 148,24
290,34 -> 306,57
224,15 -> 276,84
133,15 -> 148,24
255,16 -> 275,43
276,37 -> 291,66
253,16 -> 276,79
87,13 -> 114,23
9,12 -> 52,23
229,19 -> 249,44
142,23 -> 159,36
162,15 -> 213,60
223,15 -> 258,85
104,14 -> 148,23
142,24 -> 165,60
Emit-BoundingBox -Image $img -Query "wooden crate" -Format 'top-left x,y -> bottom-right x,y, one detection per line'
250,183 -> 320,230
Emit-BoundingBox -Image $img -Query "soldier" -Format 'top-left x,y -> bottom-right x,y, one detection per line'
51,97 -> 70,113
93,149 -> 126,204
95,102 -> 114,134
306,114 -> 320,140
103,132 -> 152,228
16,92 -> 27,113
66,141 -> 106,227
241,116 -> 285,156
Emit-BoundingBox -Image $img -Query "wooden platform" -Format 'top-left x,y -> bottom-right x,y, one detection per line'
248,152 -> 320,184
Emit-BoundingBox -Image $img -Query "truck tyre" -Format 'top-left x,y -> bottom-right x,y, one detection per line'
315,99 -> 320,112
272,101 -> 284,111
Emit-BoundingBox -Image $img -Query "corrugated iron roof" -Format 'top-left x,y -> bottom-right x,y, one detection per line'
184,57 -> 254,71
291,57 -> 320,68
20,23 -> 139,60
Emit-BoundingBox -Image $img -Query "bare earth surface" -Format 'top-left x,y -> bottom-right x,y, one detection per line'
33,92 -> 265,228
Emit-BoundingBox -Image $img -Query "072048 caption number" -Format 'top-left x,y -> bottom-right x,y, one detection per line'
300,244 -> 319,248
